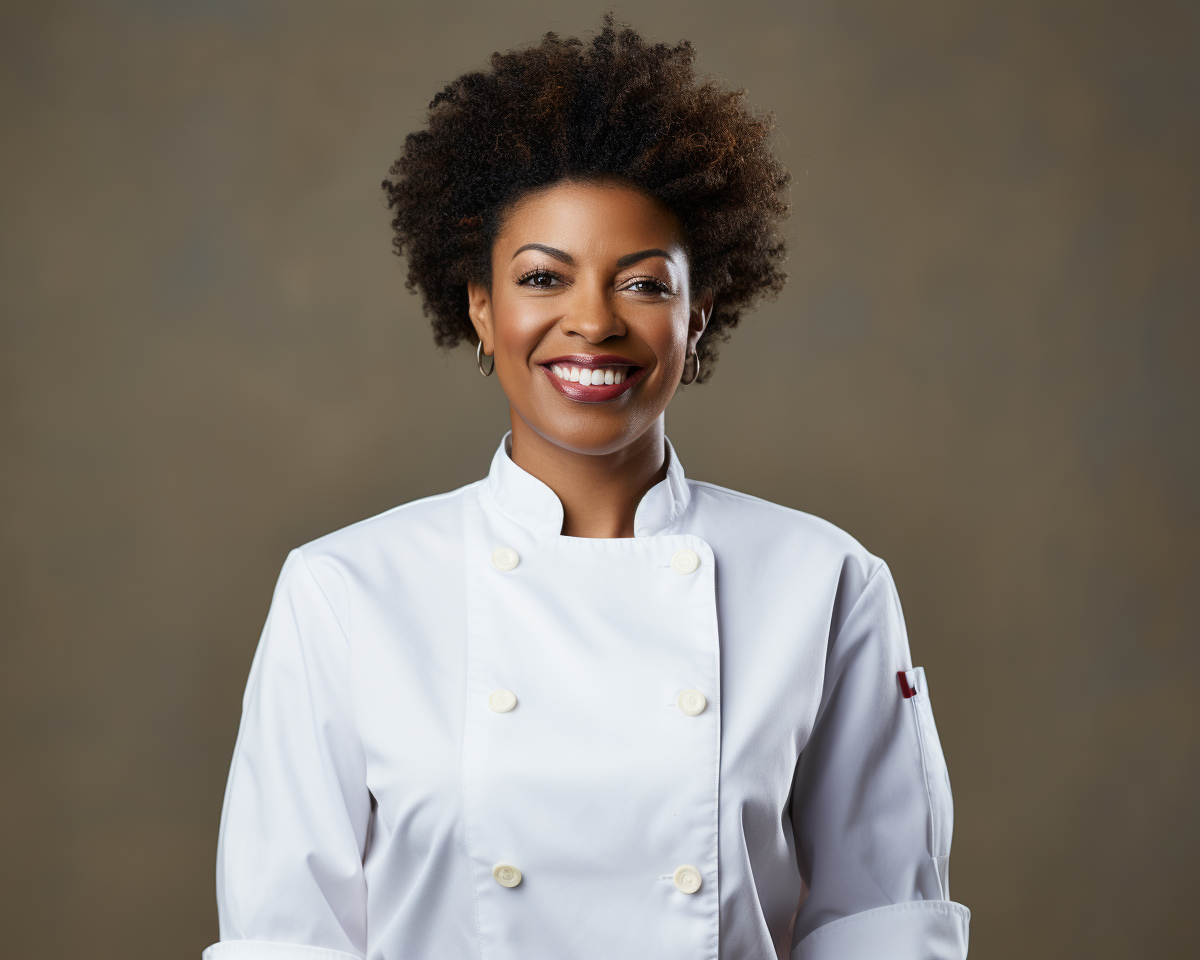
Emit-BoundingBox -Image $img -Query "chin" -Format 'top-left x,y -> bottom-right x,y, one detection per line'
522,412 -> 655,458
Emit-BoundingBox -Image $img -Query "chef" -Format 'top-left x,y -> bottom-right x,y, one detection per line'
204,19 -> 969,960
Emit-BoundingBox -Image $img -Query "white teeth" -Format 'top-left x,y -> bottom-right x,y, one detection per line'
551,364 -> 633,385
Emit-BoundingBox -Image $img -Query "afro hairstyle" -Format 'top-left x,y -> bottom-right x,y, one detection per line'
382,15 -> 790,382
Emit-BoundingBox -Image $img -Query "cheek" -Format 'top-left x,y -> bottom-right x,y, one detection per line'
644,304 -> 691,365
492,296 -> 557,359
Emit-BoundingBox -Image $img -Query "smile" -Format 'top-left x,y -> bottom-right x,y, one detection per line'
550,364 -> 629,385
540,354 -> 645,403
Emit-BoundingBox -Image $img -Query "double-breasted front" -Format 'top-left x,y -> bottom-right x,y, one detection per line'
205,438 -> 969,960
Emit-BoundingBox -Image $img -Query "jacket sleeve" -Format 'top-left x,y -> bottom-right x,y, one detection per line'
789,563 -> 970,960
204,549 -> 370,960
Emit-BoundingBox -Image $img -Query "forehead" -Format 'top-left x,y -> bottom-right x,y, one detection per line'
497,180 -> 686,255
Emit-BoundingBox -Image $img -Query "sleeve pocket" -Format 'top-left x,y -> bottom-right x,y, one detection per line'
903,667 -> 954,896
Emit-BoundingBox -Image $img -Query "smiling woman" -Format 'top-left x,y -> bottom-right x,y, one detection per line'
204,15 -> 969,960
468,180 -> 709,537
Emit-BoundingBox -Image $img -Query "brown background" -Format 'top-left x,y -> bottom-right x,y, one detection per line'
1,1 -> 1196,957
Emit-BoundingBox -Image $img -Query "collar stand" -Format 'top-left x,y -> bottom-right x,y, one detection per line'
482,433 -> 691,539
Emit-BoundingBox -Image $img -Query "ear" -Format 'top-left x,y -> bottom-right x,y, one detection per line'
466,280 -> 494,354
687,291 -> 713,354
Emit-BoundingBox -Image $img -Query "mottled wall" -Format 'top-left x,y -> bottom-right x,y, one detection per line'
1,2 -> 1196,957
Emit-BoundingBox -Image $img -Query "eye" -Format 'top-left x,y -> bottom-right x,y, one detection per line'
623,277 -> 672,296
516,269 -> 563,288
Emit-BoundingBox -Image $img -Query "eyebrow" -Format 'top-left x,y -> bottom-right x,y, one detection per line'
616,248 -> 672,269
512,243 -> 573,264
510,244 -> 674,270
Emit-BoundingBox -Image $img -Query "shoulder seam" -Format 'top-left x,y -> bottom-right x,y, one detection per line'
303,481 -> 479,549
296,546 -> 351,648
350,482 -> 475,523
830,559 -> 891,649
687,479 -> 784,506
687,479 -> 820,517
686,480 -> 870,545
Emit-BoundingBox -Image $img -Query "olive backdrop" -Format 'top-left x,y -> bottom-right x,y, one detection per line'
1,2 -> 1196,957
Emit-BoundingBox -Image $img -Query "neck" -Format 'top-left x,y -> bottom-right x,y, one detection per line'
508,411 -> 667,539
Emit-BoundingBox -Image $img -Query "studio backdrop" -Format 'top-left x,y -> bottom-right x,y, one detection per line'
1,2 -> 1196,958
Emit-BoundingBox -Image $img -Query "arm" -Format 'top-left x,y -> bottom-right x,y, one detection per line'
205,550 -> 370,960
790,564 -> 969,960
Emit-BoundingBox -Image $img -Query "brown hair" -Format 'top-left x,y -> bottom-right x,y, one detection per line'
382,15 -> 790,381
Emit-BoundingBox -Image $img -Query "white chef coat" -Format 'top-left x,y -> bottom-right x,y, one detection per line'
205,436 -> 969,960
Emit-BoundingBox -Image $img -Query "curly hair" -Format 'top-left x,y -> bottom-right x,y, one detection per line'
382,15 -> 790,382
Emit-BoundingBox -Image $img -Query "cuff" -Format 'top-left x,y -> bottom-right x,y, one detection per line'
203,943 -> 363,960
793,900 -> 971,960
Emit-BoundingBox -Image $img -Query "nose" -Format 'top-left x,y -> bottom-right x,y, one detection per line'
559,280 -> 626,343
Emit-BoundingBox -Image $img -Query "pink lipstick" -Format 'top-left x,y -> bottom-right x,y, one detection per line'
540,354 -> 645,403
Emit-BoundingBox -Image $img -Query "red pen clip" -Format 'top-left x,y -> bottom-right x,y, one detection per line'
897,670 -> 918,699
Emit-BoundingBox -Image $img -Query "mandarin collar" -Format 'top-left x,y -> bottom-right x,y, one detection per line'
481,433 -> 691,539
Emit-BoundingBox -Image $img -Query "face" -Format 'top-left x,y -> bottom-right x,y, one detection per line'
467,180 -> 711,457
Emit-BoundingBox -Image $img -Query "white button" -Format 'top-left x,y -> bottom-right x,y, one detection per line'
488,689 -> 517,713
673,865 -> 702,894
670,549 -> 700,575
491,546 -> 519,572
677,689 -> 707,716
493,862 -> 522,888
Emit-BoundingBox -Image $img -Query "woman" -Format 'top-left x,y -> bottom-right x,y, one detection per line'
205,18 -> 969,960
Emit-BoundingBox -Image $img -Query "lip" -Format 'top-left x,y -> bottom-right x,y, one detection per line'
539,354 -> 646,403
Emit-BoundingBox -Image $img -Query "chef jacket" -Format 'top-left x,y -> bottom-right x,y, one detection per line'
204,436 -> 970,960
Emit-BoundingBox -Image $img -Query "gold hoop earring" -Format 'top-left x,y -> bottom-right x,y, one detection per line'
477,340 -> 495,377
680,351 -> 698,385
